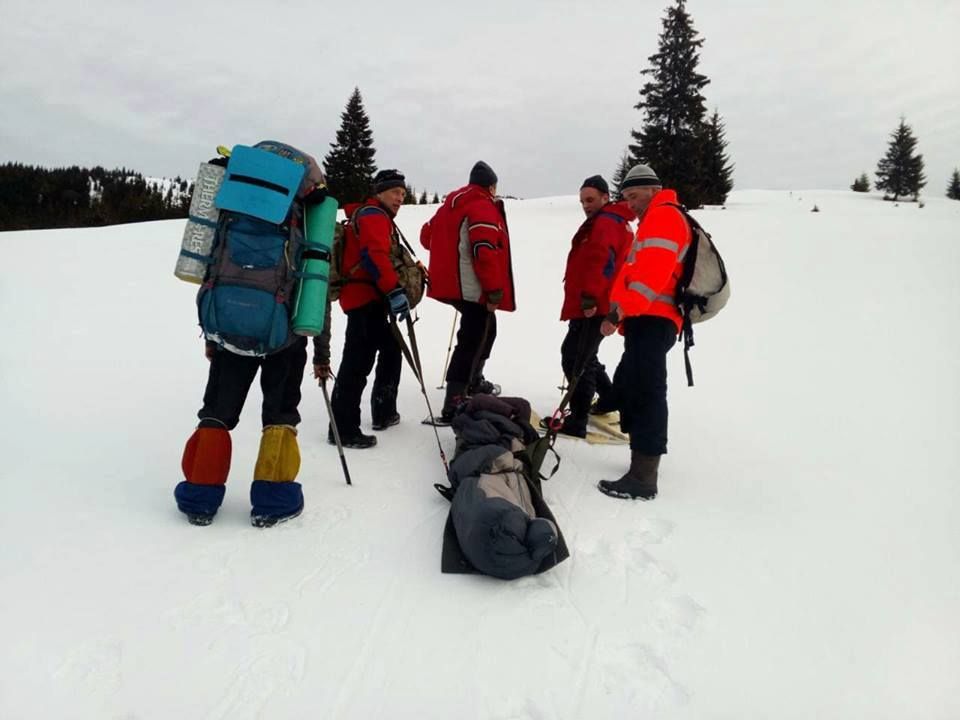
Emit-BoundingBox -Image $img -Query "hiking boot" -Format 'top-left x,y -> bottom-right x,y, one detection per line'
371,413 -> 401,431
557,419 -> 587,439
371,385 -> 398,430
186,512 -> 215,526
251,505 -> 303,528
328,428 -> 377,449
598,451 -> 660,500
469,376 -> 501,396
441,381 -> 467,422
591,398 -> 619,415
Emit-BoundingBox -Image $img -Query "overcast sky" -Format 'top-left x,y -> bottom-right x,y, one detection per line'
2,0 -> 958,199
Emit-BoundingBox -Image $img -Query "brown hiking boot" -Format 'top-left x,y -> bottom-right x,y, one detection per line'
598,451 -> 660,500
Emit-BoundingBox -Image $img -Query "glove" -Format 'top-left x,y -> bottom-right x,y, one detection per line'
386,288 -> 410,322
580,294 -> 597,318
313,363 -> 331,382
301,185 -> 329,206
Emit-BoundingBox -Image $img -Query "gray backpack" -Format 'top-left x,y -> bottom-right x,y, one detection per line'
668,203 -> 730,386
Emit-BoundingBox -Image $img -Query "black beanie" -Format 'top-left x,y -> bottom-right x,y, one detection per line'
469,161 -> 498,188
580,174 -> 609,195
374,169 -> 406,194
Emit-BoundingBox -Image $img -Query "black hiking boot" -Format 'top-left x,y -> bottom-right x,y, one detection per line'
469,376 -> 501,396
371,413 -> 401,431
251,506 -> 303,528
328,428 -> 377,449
441,381 -> 467,424
371,386 -> 398,431
186,512 -> 215,526
598,451 -> 660,500
557,419 -> 587,438
591,398 -> 619,415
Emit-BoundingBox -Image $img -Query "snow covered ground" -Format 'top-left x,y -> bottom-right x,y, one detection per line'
1,190 -> 958,719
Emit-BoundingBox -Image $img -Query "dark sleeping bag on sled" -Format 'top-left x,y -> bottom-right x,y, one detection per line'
439,395 -> 569,580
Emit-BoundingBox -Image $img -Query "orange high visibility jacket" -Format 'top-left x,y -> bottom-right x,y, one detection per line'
609,189 -> 691,333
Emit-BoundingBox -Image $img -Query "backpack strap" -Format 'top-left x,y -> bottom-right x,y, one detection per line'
663,202 -> 699,387
596,210 -> 627,225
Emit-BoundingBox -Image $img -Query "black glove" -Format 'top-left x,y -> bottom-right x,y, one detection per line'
302,185 -> 329,206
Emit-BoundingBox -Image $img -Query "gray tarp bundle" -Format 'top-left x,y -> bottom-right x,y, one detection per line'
440,395 -> 570,580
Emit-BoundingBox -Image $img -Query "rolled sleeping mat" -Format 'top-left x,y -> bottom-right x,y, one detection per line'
175,162 -> 225,284
291,195 -> 339,336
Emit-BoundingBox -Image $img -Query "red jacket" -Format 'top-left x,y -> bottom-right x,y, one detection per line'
560,201 -> 635,320
609,189 -> 691,332
338,199 -> 400,312
420,184 -> 515,311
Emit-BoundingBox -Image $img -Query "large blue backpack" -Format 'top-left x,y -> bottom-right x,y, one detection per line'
198,141 -> 313,356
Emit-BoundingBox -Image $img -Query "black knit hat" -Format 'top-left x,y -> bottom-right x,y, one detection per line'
373,169 -> 406,194
469,161 -> 498,188
580,174 -> 609,195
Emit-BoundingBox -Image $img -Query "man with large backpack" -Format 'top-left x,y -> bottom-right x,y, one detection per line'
328,169 -> 412,449
597,164 -> 690,501
174,140 -> 330,527
556,174 -> 635,437
420,161 -> 515,422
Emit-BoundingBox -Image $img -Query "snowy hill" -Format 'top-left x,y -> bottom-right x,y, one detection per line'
1,190 -> 958,719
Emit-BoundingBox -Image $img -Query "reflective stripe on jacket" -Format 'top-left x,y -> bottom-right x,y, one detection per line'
609,189 -> 690,332
420,184 -> 515,311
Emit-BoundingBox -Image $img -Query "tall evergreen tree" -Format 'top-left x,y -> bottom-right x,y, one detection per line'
699,109 -> 733,204
323,87 -> 377,205
432,192 -> 440,204
946,169 -> 960,200
875,117 -> 926,201
419,190 -> 428,204
629,0 -> 711,208
611,149 -> 633,200
850,172 -> 870,192
403,183 -> 417,204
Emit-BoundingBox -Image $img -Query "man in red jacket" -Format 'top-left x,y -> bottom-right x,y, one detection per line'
420,161 -> 515,422
329,169 -> 411,449
598,164 -> 690,500
557,175 -> 634,437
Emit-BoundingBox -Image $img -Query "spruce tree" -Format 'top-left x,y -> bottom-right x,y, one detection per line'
629,0 -> 711,208
946,169 -> 960,200
323,87 -> 377,205
699,109 -> 733,204
611,149 -> 633,200
403,184 -> 417,204
432,192 -> 440,204
419,190 -> 428,204
875,118 -> 926,201
851,173 -> 870,192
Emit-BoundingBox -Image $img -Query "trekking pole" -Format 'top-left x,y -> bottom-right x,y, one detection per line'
320,379 -> 352,486
545,328 -> 603,443
437,309 -> 458,389
390,317 -> 449,473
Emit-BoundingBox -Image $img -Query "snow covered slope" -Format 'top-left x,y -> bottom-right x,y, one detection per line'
1,190 -> 958,719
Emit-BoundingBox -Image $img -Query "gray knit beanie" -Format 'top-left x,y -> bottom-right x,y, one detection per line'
620,164 -> 661,190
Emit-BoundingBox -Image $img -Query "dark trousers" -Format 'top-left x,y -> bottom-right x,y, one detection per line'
560,317 -> 612,429
331,300 -> 402,434
198,337 -> 307,430
613,316 -> 677,455
445,301 -> 496,386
